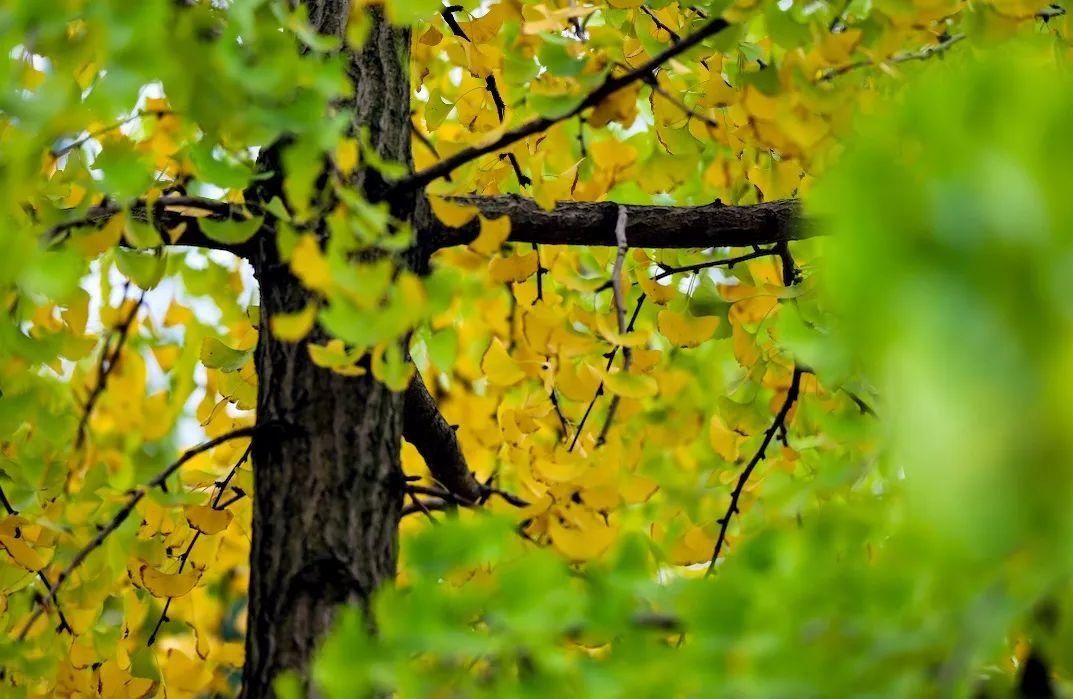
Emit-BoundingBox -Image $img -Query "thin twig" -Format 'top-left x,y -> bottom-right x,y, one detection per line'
647,79 -> 720,130
441,5 -> 530,188
0,485 -> 15,515
390,13 -> 733,194
596,207 -> 631,447
706,366 -> 804,574
569,293 -> 646,452
17,427 -> 258,641
819,33 -> 965,82
533,243 -> 545,303
75,291 -> 147,450
51,109 -> 173,159
549,389 -> 570,439
147,445 -> 252,646
595,245 -> 779,294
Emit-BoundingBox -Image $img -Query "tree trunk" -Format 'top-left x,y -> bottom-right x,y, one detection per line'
241,6 -> 413,696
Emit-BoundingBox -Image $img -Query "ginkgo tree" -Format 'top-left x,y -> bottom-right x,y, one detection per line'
2,0 -> 1071,696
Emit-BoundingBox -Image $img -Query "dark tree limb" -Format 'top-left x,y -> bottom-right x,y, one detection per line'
426,195 -> 806,251
403,372 -> 483,503
44,195 -> 259,257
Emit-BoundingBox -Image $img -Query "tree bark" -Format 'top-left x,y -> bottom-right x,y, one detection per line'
427,195 -> 807,250
241,6 -> 413,696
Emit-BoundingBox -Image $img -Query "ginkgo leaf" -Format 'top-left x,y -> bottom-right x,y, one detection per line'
469,215 -> 511,256
308,339 -> 367,376
481,338 -> 525,386
384,0 -> 442,26
657,309 -> 720,348
709,414 -> 742,462
200,337 -> 251,372
371,343 -> 414,391
115,248 -> 166,289
637,270 -> 678,304
291,234 -> 333,292
489,251 -> 539,283
669,525 -> 718,566
429,197 -> 479,228
269,304 -> 318,342
533,451 -> 587,483
595,314 -> 650,348
0,534 -> 46,571
548,509 -> 617,561
185,505 -> 233,535
200,216 -> 263,245
602,371 -> 659,399
335,138 -> 359,175
137,562 -> 200,598
161,650 -> 214,692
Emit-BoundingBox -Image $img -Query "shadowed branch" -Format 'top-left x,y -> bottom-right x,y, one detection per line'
427,195 -> 806,251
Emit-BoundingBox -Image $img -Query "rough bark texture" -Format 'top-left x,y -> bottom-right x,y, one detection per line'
241,5 -> 413,696
428,195 -> 808,250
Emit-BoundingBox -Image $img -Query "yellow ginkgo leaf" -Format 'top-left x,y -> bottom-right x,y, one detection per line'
69,641 -> 96,670
594,314 -> 650,348
669,525 -> 718,566
137,562 -> 200,598
308,339 -> 367,376
269,303 -> 318,342
184,505 -> 233,535
657,309 -> 720,348
481,338 -> 525,386
732,323 -> 760,368
430,197 -> 479,227
335,137 -> 359,175
291,233 -> 333,293
729,295 -> 780,327
0,534 -> 46,571
469,215 -> 511,256
532,450 -> 587,483
602,370 -> 659,399
161,650 -> 213,692
489,251 -> 539,283
709,414 -> 742,462
548,508 -> 617,561
637,270 -> 678,304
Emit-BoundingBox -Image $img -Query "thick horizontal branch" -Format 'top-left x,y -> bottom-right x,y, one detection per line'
44,195 -> 258,257
390,14 -> 731,195
429,195 -> 806,250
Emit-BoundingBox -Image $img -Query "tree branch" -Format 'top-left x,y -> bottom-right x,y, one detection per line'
43,195 -> 259,257
17,427 -> 258,640
75,290 -> 146,450
403,372 -> 483,503
428,195 -> 806,250
819,32 -> 965,82
706,365 -> 804,575
390,14 -> 732,195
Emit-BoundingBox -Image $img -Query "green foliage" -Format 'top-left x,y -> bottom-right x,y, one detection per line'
308,41 -> 1073,698
2,0 -> 1072,695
